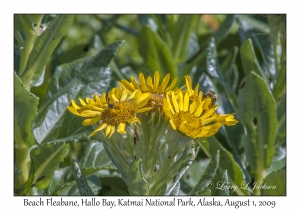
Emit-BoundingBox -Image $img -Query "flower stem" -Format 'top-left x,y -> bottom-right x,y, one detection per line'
14,119 -> 31,188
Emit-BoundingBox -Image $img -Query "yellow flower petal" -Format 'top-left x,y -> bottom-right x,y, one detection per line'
135,107 -> 153,113
185,75 -> 193,94
117,123 -> 126,134
108,125 -> 115,138
139,73 -> 149,92
153,71 -> 160,92
189,99 -> 198,113
171,91 -> 179,112
169,119 -> 177,130
165,78 -> 177,92
80,110 -> 101,117
127,89 -> 139,100
127,116 -> 140,124
120,89 -> 128,101
196,129 -> 210,137
91,106 -> 104,111
203,97 -> 212,110
71,100 -> 80,109
88,122 -> 107,137
165,95 -> 175,114
200,106 -> 218,121
130,76 -> 141,89
178,121 -> 188,133
146,76 -> 153,91
194,100 -> 204,117
120,80 -> 135,92
183,92 -> 190,112
82,116 -> 101,126
201,115 -> 218,125
105,124 -> 112,136
79,98 -> 86,106
67,106 -> 81,116
178,91 -> 184,111
132,93 -> 151,108
158,73 -> 170,93
93,94 -> 100,101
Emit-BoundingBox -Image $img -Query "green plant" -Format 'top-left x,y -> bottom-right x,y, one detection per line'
14,14 -> 285,196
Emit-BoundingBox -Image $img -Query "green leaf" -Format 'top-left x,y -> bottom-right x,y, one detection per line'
45,141 -> 117,195
267,15 -> 286,85
44,167 -> 71,195
32,40 -> 124,143
14,72 -> 38,146
182,158 -> 210,189
99,176 -> 129,196
172,14 -> 198,63
61,176 -> 101,196
71,159 -> 95,196
272,62 -> 286,101
240,39 -> 266,81
261,169 -> 286,195
30,15 -> 44,29
275,93 -> 286,145
213,170 -> 230,196
237,72 -> 277,173
188,151 -> 219,195
15,160 -> 35,195
169,181 -> 180,196
238,21 -> 274,83
138,26 -> 177,79
237,15 -> 269,34
206,37 -> 238,110
220,46 -> 239,91
181,15 -> 236,82
79,141 -> 117,174
266,146 -> 286,176
42,131 -> 92,145
126,159 -> 150,195
200,137 -> 249,195
150,15 -> 172,46
31,143 -> 69,189
210,15 -> 236,45
14,15 -> 35,32
21,15 -> 75,87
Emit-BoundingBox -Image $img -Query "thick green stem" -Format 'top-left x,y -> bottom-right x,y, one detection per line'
14,119 -> 31,188
253,167 -> 265,195
253,119 -> 266,195
18,32 -> 36,76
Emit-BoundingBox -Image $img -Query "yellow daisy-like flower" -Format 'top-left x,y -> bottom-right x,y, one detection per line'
119,71 -> 177,107
163,90 -> 238,138
68,88 -> 152,138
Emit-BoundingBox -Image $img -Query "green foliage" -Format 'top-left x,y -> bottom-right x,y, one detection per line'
71,159 -> 95,196
127,159 -> 150,195
14,14 -> 285,196
138,26 -> 177,79
188,151 -> 219,195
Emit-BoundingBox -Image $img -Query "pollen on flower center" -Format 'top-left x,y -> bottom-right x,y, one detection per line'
173,111 -> 203,131
150,93 -> 165,106
101,101 -> 135,125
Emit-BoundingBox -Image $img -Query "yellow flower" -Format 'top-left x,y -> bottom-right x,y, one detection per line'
68,88 -> 152,138
119,71 -> 177,107
163,90 -> 238,138
67,93 -> 107,117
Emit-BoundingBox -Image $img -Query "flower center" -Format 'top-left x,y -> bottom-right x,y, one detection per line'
150,93 -> 165,106
101,101 -> 135,125
172,111 -> 203,132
